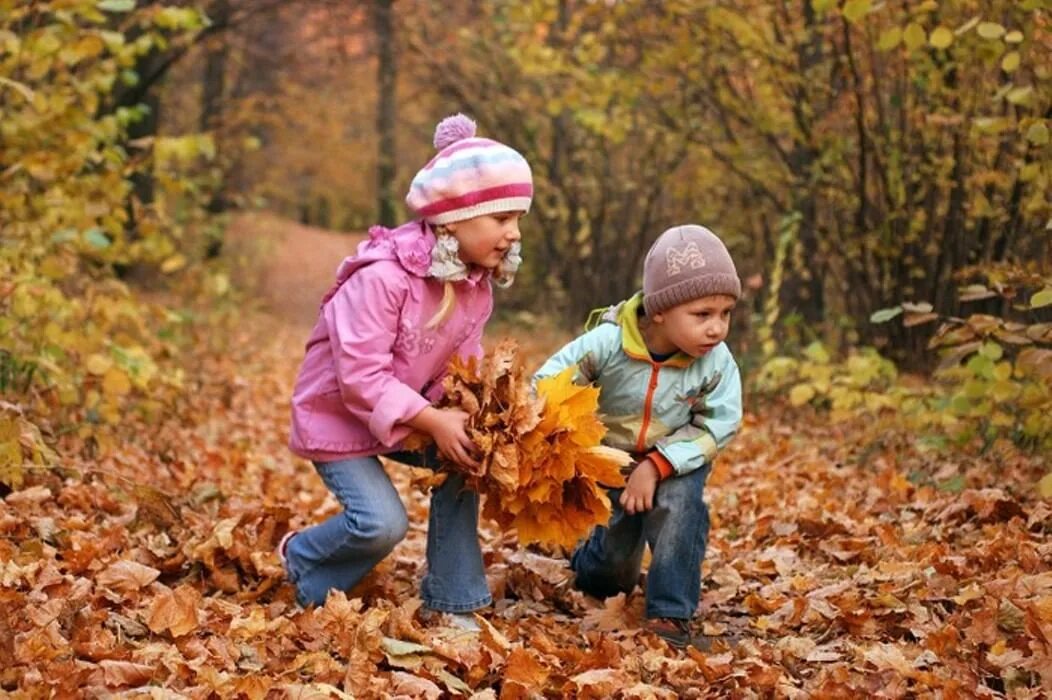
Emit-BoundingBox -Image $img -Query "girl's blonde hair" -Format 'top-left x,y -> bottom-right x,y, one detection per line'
426,224 -> 457,329
426,280 -> 457,329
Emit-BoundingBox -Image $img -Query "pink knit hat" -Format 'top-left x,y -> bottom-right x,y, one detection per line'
406,114 -> 533,225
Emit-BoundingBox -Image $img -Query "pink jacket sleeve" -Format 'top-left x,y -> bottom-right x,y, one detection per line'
323,264 -> 430,447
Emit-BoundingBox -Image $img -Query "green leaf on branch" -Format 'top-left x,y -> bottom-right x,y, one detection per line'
979,342 -> 1004,361
843,0 -> 871,24
789,384 -> 816,407
1006,87 -> 1033,105
97,0 -> 136,12
1026,122 -> 1050,145
903,23 -> 926,51
955,16 -> 980,35
803,342 -> 831,364
1030,288 -> 1052,309
977,22 -> 1006,39
877,27 -> 902,51
84,228 -> 111,250
871,306 -> 903,324
929,27 -> 953,49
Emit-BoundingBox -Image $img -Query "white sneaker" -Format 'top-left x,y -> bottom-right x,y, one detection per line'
445,612 -> 481,632
277,530 -> 297,569
420,608 -> 481,632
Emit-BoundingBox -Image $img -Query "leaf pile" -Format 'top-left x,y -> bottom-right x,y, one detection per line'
433,340 -> 629,548
3,305 -> 1052,696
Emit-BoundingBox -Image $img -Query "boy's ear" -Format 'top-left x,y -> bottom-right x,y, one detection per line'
652,312 -> 665,324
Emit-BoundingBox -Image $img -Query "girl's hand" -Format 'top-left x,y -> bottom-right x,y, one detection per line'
409,407 -> 479,470
620,459 -> 660,514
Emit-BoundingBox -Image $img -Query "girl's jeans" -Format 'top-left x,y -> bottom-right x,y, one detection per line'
283,450 -> 491,612
570,464 -> 710,620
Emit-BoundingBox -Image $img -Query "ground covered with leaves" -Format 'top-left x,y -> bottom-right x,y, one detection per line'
2,314 -> 1050,698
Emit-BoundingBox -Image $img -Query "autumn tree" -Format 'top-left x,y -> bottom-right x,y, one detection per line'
0,0 -> 227,485
399,0 -> 1049,366
652,0 -> 1050,361
402,1 -> 708,323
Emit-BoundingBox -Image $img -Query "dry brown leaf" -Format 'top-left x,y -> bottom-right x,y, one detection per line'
582,593 -> 631,632
96,560 -> 160,592
233,676 -> 271,700
90,659 -> 157,688
477,615 -> 512,655
145,584 -> 201,637
390,671 -> 443,699
503,646 -> 550,689
282,682 -> 355,699
621,683 -> 679,700
562,668 -> 630,698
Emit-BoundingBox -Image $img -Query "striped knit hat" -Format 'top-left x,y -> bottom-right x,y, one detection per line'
406,114 -> 533,225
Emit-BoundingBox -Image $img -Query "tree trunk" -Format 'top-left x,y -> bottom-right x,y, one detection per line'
374,0 -> 398,227
201,0 -> 231,220
771,0 -> 826,328
200,0 -> 230,133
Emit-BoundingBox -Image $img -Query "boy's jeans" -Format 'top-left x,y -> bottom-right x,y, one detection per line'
283,450 -> 491,612
570,464 -> 710,620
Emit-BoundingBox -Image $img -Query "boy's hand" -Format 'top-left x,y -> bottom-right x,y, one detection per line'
620,458 -> 660,514
409,407 -> 480,471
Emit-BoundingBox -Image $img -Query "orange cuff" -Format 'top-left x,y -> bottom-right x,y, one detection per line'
647,450 -> 675,480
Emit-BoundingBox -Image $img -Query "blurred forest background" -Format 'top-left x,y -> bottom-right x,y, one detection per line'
4,0 -> 1050,464
1,0 -> 1051,695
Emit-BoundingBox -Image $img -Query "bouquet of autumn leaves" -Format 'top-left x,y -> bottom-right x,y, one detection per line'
409,340 -> 630,548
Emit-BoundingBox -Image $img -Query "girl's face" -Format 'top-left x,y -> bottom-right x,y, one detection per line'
445,212 -> 523,269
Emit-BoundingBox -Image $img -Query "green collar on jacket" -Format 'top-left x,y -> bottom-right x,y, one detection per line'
616,292 -> 694,368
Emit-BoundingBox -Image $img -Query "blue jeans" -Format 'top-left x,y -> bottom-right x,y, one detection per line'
570,465 -> 710,620
283,450 -> 491,611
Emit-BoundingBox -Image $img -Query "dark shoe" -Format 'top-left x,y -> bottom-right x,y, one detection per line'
645,617 -> 692,648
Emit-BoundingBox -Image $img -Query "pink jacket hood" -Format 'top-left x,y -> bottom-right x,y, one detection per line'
288,220 -> 493,461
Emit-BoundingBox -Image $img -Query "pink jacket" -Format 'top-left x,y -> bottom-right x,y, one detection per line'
288,221 -> 493,462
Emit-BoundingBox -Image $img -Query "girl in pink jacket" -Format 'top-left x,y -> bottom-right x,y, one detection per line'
281,115 -> 532,624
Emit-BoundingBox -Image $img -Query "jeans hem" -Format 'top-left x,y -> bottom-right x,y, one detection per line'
646,607 -> 696,620
421,594 -> 492,613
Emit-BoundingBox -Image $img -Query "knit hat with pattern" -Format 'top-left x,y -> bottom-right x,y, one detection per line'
642,225 -> 741,316
405,114 -> 533,225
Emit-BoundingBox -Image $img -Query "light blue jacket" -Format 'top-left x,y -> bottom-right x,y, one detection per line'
534,293 -> 742,478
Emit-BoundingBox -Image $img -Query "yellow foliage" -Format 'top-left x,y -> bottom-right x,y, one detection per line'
759,287 -> 1052,459
0,1 -> 222,487
1039,473 -> 1052,499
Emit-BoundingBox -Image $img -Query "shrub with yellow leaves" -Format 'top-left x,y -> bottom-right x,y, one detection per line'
416,340 -> 629,549
0,1 -> 229,490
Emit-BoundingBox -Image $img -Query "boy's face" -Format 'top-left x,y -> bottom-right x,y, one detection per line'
653,294 -> 737,358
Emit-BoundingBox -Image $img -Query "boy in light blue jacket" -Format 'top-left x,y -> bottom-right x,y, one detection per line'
535,225 -> 743,648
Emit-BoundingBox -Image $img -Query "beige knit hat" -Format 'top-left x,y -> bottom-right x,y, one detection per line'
642,225 -> 741,316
